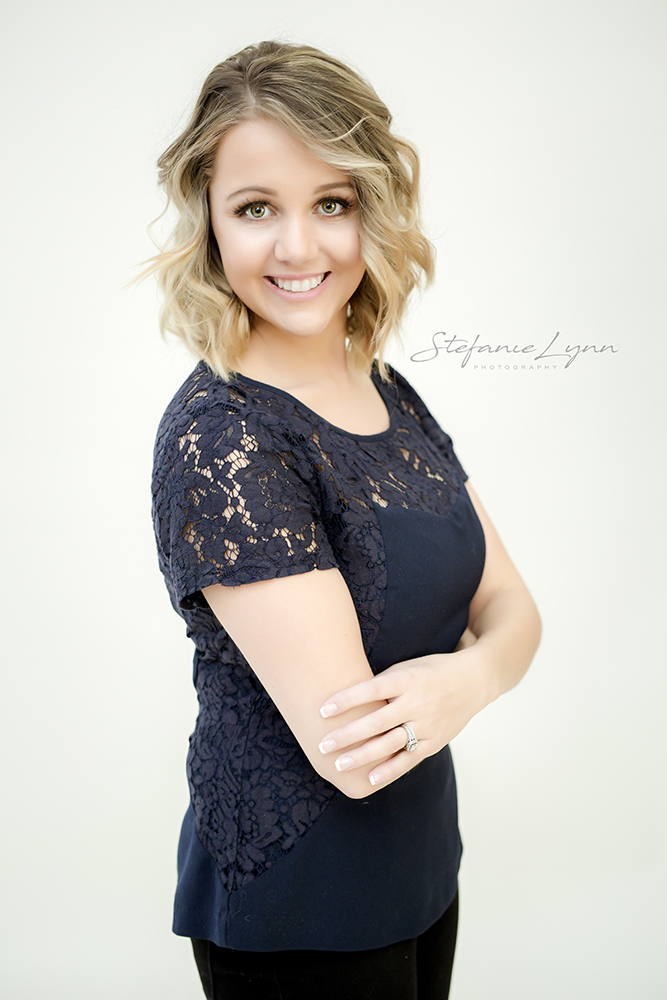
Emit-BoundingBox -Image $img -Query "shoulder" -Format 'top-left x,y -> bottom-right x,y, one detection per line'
154,363 -> 251,446
152,363 -> 303,481
377,363 -> 436,425
378,363 -> 466,478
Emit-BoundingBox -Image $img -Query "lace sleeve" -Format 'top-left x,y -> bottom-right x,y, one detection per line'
162,403 -> 339,610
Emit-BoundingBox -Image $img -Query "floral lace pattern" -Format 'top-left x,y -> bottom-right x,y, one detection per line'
152,363 -> 466,891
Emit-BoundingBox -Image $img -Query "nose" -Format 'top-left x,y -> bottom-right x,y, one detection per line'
274,213 -> 318,266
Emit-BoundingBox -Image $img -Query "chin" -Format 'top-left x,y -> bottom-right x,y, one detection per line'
257,309 -> 346,342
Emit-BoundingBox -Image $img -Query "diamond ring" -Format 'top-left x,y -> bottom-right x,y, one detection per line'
401,723 -> 418,752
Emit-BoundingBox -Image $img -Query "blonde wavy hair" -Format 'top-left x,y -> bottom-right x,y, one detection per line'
146,40 -> 435,379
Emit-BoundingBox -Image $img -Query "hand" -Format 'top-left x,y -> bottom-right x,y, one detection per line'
318,644 -> 493,790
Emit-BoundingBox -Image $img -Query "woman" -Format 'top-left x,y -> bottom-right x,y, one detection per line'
150,40 -> 541,999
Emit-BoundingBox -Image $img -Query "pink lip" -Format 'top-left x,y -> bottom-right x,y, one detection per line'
262,272 -> 331,300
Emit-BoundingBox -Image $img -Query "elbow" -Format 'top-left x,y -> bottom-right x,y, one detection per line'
528,594 -> 543,655
517,595 -> 542,685
535,606 -> 543,648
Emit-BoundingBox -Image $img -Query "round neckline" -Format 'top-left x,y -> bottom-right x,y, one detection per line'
230,368 -> 398,441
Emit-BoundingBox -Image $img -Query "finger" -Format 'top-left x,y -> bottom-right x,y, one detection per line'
320,673 -> 409,718
369,748 -> 421,789
318,702 -> 406,754
332,726 -> 412,772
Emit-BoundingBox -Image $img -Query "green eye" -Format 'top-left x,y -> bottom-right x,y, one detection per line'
320,200 -> 340,215
247,204 -> 267,218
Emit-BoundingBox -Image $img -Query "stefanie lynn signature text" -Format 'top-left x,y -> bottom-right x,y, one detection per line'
410,331 -> 618,369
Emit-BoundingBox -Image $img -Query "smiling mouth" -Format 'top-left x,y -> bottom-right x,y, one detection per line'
268,273 -> 329,292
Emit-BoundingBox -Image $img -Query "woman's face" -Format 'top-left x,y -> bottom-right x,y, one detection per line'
208,118 -> 366,346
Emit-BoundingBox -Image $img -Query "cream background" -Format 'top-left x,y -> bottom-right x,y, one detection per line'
1,1 -> 665,997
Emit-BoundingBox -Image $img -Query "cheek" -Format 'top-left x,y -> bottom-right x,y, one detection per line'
331,222 -> 364,268
214,226 -> 270,285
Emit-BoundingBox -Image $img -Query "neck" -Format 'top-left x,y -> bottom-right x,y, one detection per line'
236,317 -> 357,395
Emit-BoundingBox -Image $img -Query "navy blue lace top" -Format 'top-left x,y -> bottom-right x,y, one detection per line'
152,361 -> 485,951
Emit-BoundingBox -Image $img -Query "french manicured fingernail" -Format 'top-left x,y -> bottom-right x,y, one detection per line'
320,703 -> 337,718
319,739 -> 337,754
369,772 -> 383,786
335,756 -> 355,772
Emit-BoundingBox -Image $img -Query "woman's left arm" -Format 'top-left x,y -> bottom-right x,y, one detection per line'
317,483 -> 542,789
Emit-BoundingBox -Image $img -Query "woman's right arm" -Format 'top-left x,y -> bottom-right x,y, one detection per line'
202,568 -> 400,799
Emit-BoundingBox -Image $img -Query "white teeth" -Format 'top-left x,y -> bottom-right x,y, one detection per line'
273,274 -> 326,292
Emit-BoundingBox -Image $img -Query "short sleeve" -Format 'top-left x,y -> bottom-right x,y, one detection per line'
159,403 -> 339,610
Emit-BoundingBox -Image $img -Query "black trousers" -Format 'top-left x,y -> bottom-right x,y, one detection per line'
191,890 -> 458,1000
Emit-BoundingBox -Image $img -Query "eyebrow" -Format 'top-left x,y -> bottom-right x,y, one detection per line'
226,182 -> 355,202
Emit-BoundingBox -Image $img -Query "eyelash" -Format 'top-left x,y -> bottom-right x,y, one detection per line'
233,196 -> 353,220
